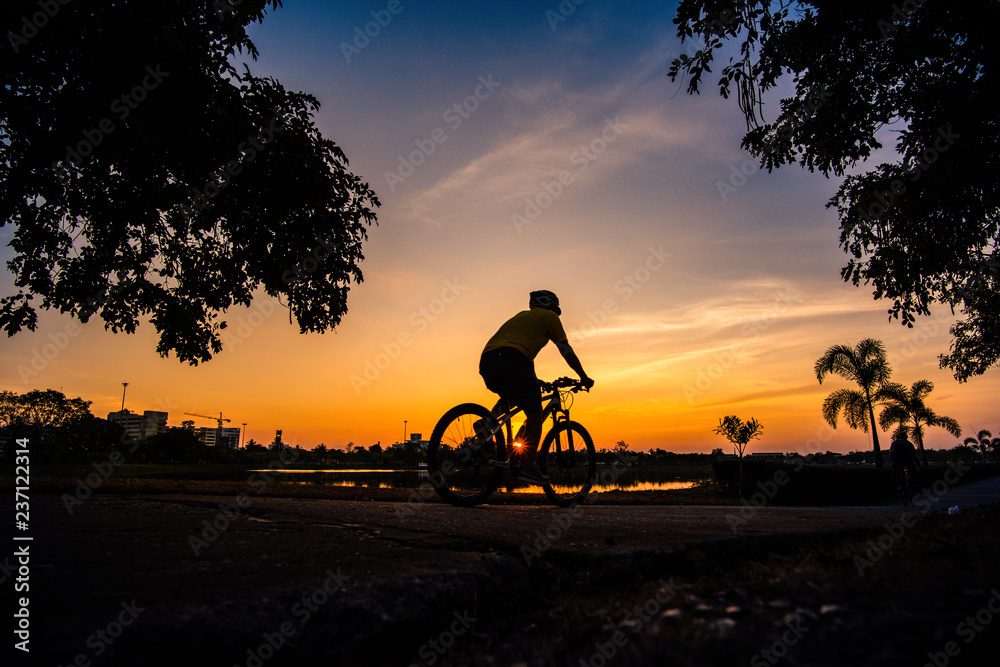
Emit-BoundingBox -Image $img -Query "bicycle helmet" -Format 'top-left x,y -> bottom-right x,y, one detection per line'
529,290 -> 561,316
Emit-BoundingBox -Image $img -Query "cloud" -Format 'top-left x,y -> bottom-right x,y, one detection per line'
396,36 -> 743,227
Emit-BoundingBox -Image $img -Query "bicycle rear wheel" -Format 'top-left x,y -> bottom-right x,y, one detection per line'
538,421 -> 596,507
427,403 -> 506,507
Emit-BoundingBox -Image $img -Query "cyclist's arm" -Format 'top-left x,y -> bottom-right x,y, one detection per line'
555,340 -> 593,387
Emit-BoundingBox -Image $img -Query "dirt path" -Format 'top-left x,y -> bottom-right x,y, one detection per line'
10,477 -> 1000,666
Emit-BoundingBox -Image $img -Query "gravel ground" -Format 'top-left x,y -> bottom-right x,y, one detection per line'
6,477 -> 1000,666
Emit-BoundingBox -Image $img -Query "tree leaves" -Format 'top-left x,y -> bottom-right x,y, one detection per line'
815,338 -> 892,466
713,414 -> 763,450
670,0 -> 1000,381
1,1 -> 379,364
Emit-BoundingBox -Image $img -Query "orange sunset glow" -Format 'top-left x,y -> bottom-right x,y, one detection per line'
2,2 -> 996,456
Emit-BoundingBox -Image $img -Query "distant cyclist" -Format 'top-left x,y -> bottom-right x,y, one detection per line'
889,433 -> 919,497
479,290 -> 594,484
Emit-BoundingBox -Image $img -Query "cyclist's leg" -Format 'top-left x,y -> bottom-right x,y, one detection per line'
480,347 -> 543,469
521,410 -> 543,458
480,349 -> 514,414
892,464 -> 906,494
504,368 -> 543,468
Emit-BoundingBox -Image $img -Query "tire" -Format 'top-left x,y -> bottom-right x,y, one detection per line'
426,403 -> 506,507
538,421 -> 596,507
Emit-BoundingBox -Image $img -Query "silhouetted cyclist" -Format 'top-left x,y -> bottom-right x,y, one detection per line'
889,435 -> 919,497
479,290 -> 594,484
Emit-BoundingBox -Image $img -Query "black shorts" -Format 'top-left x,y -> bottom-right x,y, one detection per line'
479,347 -> 542,413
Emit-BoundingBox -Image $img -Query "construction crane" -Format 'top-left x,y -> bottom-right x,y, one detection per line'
185,412 -> 231,447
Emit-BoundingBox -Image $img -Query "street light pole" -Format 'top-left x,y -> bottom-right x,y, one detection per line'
403,420 -> 407,445
120,382 -> 129,413
242,423 -> 247,449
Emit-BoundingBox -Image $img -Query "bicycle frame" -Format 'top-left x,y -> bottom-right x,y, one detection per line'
426,377 -> 594,507
485,383 -> 575,467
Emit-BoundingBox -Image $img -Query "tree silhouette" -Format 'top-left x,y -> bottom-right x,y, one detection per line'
669,1 -> 999,380
0,388 -> 106,461
963,430 -> 997,463
1,1 -> 379,364
0,389 -> 93,428
877,379 -> 961,467
713,415 -> 763,497
244,439 -> 266,453
815,338 -> 891,467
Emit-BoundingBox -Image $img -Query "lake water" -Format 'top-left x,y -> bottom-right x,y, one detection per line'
253,468 -> 707,493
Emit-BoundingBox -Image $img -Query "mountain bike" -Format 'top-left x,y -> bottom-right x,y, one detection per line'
426,377 -> 596,508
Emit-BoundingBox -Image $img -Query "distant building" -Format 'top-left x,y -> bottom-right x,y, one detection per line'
195,426 -> 241,448
391,433 -> 429,451
107,410 -> 168,441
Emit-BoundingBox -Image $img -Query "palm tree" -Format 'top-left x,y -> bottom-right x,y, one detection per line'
878,380 -> 961,466
713,415 -> 763,497
815,338 -> 892,468
964,429 -> 995,462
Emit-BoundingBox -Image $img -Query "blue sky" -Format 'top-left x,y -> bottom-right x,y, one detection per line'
2,1 -> 996,452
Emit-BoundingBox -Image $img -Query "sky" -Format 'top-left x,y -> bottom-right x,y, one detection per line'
1,0 -> 997,454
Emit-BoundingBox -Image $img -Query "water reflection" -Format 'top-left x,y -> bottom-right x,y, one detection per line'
253,468 -> 707,493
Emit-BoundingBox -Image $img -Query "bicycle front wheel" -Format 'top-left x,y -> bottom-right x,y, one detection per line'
427,403 -> 506,507
538,421 -> 596,507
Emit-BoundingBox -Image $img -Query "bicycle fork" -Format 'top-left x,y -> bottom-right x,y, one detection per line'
549,411 -> 577,469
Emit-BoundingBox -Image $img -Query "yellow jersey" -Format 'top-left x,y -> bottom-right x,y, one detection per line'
483,308 -> 568,360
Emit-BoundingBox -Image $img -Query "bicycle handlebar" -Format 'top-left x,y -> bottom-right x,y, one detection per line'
541,377 -> 591,393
